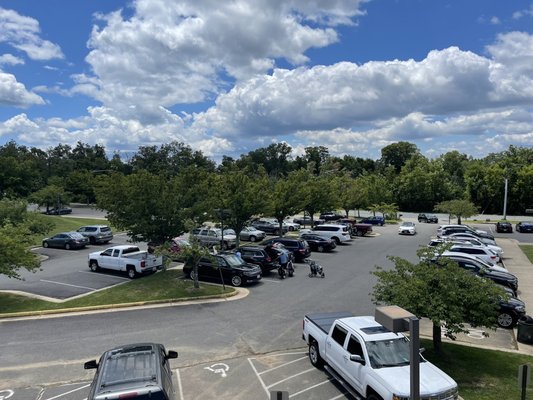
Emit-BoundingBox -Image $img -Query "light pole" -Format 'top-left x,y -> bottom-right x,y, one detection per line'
503,178 -> 508,220
214,209 -> 231,250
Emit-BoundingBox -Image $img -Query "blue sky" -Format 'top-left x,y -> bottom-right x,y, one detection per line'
1,0 -> 533,162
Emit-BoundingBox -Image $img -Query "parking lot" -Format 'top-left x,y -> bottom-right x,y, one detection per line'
1,214 -> 532,399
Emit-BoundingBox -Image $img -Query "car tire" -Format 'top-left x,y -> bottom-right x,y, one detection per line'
249,236 -> 256,242
65,243 -> 71,250
332,237 -> 340,245
89,261 -> 99,272
231,275 -> 242,287
367,394 -> 383,400
317,245 -> 324,252
43,241 -> 49,248
189,270 -> 198,281
497,312 -> 517,329
127,267 -> 137,279
308,341 -> 324,369
89,237 -> 96,245
356,230 -> 363,237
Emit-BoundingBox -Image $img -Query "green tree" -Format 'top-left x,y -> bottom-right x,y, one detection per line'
372,247 -> 506,352
0,199 -> 53,279
434,199 -> 478,224
210,170 -> 269,246
29,184 -> 70,212
379,141 -> 419,173
267,171 -> 307,235
299,171 -> 336,224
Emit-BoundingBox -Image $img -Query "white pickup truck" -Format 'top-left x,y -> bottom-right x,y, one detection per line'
302,312 -> 458,400
88,245 -> 163,279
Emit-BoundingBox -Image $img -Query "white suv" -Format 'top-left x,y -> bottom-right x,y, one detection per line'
310,224 -> 351,244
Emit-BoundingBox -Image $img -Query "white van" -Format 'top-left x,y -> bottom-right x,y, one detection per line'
311,224 -> 351,244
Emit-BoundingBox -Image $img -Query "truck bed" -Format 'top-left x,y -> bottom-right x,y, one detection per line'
305,311 -> 353,334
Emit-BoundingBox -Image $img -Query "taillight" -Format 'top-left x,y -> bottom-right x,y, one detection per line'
267,257 -> 271,262
140,260 -> 146,268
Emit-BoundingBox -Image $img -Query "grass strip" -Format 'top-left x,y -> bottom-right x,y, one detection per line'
519,244 -> 533,264
0,269 -> 235,316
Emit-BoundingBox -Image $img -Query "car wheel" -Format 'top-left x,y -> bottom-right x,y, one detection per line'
309,341 -> 324,368
317,245 -> 324,252
89,237 -> 96,245
231,275 -> 242,287
288,226 -> 294,231
356,230 -> 363,237
43,241 -> 49,248
65,243 -> 71,250
189,270 -> 198,281
497,312 -> 517,329
332,237 -> 340,245
127,267 -> 137,279
249,236 -> 256,242
367,394 -> 383,400
89,261 -> 99,272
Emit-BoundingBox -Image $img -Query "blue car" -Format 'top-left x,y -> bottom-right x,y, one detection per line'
360,216 -> 385,226
516,221 -> 533,233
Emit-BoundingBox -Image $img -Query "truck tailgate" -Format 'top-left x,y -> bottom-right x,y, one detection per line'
305,311 -> 353,334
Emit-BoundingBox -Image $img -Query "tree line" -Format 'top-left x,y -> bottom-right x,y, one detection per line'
1,139 -> 532,243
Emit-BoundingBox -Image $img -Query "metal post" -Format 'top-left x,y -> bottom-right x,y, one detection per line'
409,317 -> 420,400
503,178 -> 508,220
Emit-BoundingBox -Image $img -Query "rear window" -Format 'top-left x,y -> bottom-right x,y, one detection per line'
101,227 -> 112,233
122,247 -> 141,255
99,349 -> 159,390
314,226 -> 336,232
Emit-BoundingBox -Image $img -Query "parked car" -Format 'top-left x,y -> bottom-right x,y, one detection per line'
237,245 -> 279,273
299,233 -> 336,252
495,221 -> 513,233
251,219 -> 288,235
495,284 -> 527,328
437,224 -> 494,240
337,218 -> 373,236
77,225 -> 113,244
359,216 -> 385,226
238,226 -> 266,242
398,221 -> 416,235
432,254 -> 518,295
42,206 -> 73,215
89,245 -> 164,278
319,211 -> 343,221
84,342 -> 178,400
516,221 -> 533,233
418,213 -> 439,223
311,224 -> 351,244
183,253 -> 262,287
191,227 -> 237,249
42,231 -> 89,250
169,237 -> 191,260
428,236 -> 503,258
292,215 -> 325,227
260,237 -> 311,261
446,244 -> 500,265
446,232 -> 497,246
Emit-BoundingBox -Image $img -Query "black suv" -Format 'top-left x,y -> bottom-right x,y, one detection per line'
183,253 -> 262,287
418,213 -> 439,223
260,237 -> 311,261
237,245 -> 279,273
84,343 -> 178,400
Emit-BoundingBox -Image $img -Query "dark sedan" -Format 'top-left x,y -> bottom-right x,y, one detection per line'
42,231 -> 89,250
182,253 -> 262,287
359,216 -> 385,226
495,221 -> 513,233
516,221 -> 533,233
299,233 -> 336,252
42,206 -> 73,215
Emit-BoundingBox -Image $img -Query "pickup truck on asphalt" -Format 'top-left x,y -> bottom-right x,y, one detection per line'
88,245 -> 163,279
338,218 -> 373,237
302,312 -> 459,400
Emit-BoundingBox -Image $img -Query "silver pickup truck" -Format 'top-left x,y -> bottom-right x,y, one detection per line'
88,245 -> 163,279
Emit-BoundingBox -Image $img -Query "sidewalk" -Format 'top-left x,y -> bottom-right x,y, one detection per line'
419,238 -> 533,356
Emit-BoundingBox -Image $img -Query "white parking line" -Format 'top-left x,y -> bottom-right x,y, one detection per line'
266,368 -> 316,389
39,280 -> 98,291
176,368 -> 184,400
42,384 -> 90,400
77,270 -> 130,280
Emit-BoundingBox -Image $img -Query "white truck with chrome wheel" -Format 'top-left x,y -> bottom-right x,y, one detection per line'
88,245 -> 163,279
302,312 -> 458,400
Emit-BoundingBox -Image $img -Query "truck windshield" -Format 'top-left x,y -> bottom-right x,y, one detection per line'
365,337 -> 424,369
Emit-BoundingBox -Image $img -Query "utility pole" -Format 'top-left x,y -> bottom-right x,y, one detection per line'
503,178 -> 508,220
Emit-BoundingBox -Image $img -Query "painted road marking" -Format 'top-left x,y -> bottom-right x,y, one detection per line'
0,390 -> 14,400
204,363 -> 230,378
43,384 -> 90,400
39,280 -> 98,291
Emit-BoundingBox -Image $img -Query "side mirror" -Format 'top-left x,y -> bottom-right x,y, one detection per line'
349,354 -> 365,365
84,360 -> 98,369
166,350 -> 178,359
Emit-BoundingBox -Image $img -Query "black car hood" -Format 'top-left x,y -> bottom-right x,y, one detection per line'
483,269 -> 517,281
235,264 -> 261,272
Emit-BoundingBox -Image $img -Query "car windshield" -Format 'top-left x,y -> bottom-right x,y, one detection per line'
224,254 -> 245,266
365,337 -> 421,368
402,222 -> 414,227
223,229 -> 236,235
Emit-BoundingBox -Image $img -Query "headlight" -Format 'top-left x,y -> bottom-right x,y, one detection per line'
516,305 -> 526,312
